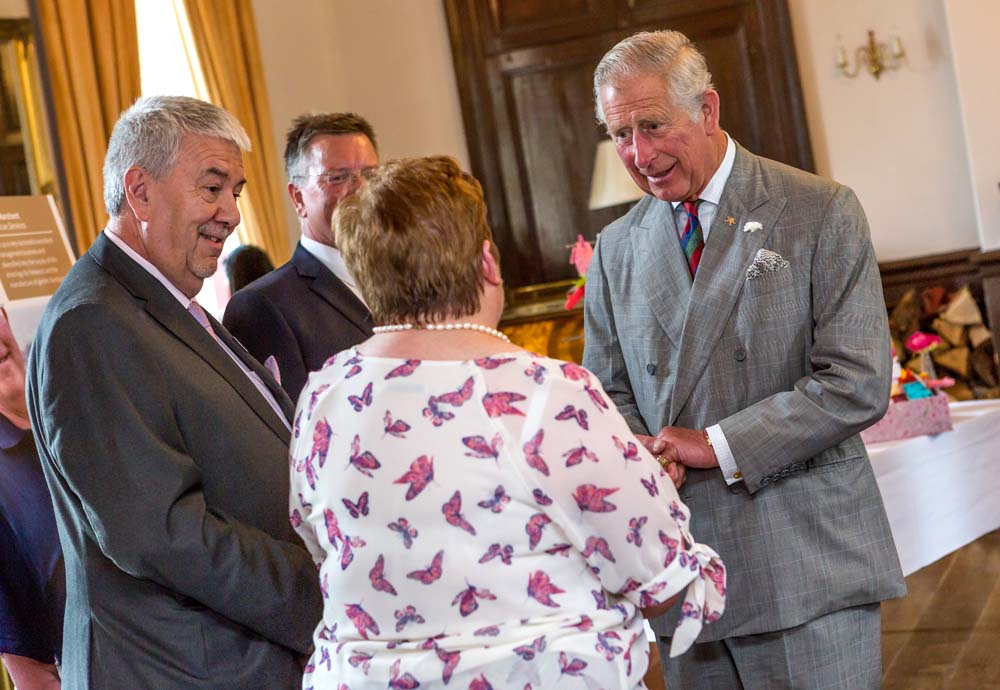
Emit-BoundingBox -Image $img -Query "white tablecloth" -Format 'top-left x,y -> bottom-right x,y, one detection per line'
867,399 -> 1000,576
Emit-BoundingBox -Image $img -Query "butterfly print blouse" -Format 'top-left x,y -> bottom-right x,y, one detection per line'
290,349 -> 726,689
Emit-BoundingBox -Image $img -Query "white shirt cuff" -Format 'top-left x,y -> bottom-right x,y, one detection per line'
707,424 -> 742,484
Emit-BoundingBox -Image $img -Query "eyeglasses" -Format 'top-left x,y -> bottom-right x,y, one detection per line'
298,167 -> 377,187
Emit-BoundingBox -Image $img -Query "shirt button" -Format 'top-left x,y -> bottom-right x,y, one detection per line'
733,471 -> 743,479
646,363 -> 656,375
734,347 -> 746,362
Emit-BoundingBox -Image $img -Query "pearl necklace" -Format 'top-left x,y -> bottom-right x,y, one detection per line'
373,322 -> 511,344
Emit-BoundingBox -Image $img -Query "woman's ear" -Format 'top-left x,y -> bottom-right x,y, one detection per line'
481,240 -> 502,286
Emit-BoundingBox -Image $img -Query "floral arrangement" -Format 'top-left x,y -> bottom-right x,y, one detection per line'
564,234 -> 593,310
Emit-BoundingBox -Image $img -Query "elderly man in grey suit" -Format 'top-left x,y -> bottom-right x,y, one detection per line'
26,96 -> 321,690
583,31 -> 906,689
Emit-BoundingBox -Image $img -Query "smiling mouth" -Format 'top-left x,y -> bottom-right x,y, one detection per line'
646,162 -> 676,182
198,231 -> 226,247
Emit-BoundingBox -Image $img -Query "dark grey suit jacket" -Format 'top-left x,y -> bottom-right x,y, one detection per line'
584,144 -> 906,641
223,242 -> 372,404
26,234 -> 322,690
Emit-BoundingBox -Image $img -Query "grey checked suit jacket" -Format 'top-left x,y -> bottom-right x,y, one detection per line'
583,144 -> 906,641
26,234 -> 322,690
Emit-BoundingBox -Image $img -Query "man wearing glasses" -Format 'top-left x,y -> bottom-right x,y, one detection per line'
224,113 -> 379,402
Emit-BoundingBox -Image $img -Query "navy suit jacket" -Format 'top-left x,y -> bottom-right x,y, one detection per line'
224,242 -> 372,404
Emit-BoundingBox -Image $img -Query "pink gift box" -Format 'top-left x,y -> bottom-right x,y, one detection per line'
861,392 -> 953,444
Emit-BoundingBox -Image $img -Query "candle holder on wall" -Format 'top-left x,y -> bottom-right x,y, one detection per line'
836,30 -> 905,79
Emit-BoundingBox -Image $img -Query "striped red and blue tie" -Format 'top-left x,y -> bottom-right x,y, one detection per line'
680,199 -> 705,276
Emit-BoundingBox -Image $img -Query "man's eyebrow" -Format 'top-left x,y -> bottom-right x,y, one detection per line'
201,167 -> 247,187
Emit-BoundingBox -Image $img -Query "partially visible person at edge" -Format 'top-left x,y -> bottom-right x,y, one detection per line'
225,244 -> 274,294
288,155 -> 727,689
0,307 -> 63,690
583,30 -> 905,690
26,95 -> 321,690
224,113 -> 379,402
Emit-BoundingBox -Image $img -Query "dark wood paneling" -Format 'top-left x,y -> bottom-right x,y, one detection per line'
445,0 -> 814,304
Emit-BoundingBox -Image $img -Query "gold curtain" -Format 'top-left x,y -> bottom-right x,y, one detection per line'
181,0 -> 290,265
35,0 -> 141,254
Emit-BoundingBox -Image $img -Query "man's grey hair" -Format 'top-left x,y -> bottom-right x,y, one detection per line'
103,95 -> 251,217
593,30 -> 715,126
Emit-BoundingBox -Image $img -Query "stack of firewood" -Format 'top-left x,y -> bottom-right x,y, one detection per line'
888,286 -> 999,400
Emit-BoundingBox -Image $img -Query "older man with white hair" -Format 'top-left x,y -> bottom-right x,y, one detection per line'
583,30 -> 906,690
27,95 -> 321,690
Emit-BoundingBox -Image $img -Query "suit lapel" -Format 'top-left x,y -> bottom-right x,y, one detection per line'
92,235 -> 292,444
292,244 -> 373,336
668,145 -> 787,423
633,198 -> 691,348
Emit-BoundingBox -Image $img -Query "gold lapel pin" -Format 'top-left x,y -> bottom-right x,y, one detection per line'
725,216 -> 736,226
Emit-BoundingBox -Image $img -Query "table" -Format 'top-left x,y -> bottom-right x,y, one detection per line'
868,399 -> 1000,576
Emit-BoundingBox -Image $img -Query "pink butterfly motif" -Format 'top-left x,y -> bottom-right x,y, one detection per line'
477,485 -> 510,513
573,484 -> 619,513
289,508 -> 302,528
623,632 -> 640,675
393,605 -> 425,632
348,381 -> 373,412
292,410 -> 302,439
525,512 -> 551,550
531,488 -> 553,506
298,493 -> 312,509
469,675 -> 494,690
707,562 -> 727,596
544,543 -> 572,558
563,614 -> 593,632
527,571 -> 564,608
554,404 -> 589,430
323,509 -> 343,550
348,434 -> 381,477
320,572 -> 329,600
388,659 -> 420,690
383,411 -> 411,438
658,530 -> 679,567
385,359 -> 421,379
422,397 -> 454,426
407,549 -> 444,584
639,581 -> 668,608
583,384 -> 609,412
345,364 -> 362,378
451,582 -> 496,617
474,355 -> 515,369
679,601 -> 700,622
524,361 -> 546,384
627,516 -> 648,546
419,634 -> 446,650
482,391 -> 527,417
591,590 -> 629,620
340,534 -> 365,570
669,500 -> 688,522
394,455 -> 434,500
438,377 -> 475,405
563,444 -> 599,467
321,353 -> 339,370
442,491 -> 477,535
479,543 -> 514,565
582,536 -> 616,562
513,635 -> 547,660
595,631 -> 623,661
612,435 -> 640,462
342,354 -> 362,370
522,429 -> 548,476
462,434 -> 502,460
342,491 -> 369,518
344,602 -> 379,639
704,604 -> 723,624
640,474 -> 659,497
617,577 -> 643,595
559,361 -> 591,383
318,645 -> 332,670
306,383 -> 331,419
434,643 -> 461,684
474,624 -> 501,637
349,650 -> 373,675
388,517 -> 417,549
559,651 -> 588,676
369,554 -> 397,595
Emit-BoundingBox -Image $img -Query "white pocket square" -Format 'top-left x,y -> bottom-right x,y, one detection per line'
746,249 -> 790,280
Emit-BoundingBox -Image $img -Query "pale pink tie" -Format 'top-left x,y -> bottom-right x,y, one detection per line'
187,299 -> 218,341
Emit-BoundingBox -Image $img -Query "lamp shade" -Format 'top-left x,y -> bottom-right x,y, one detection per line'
588,139 -> 645,210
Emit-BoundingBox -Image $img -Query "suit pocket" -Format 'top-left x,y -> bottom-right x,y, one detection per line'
744,266 -> 794,296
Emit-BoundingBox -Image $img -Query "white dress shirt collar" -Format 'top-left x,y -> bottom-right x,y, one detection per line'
299,235 -> 367,306
104,228 -> 192,308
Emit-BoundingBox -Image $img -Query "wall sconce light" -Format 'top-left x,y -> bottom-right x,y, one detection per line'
836,30 -> 905,79
588,140 -> 644,210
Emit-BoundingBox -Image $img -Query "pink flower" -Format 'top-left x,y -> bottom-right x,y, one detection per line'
905,331 -> 942,353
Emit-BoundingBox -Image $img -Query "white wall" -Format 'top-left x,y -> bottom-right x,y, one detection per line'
788,0 -> 978,261
252,0 -> 469,250
943,0 -> 1000,251
0,0 -> 26,16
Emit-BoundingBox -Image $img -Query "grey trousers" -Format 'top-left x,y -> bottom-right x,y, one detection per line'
657,603 -> 882,690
